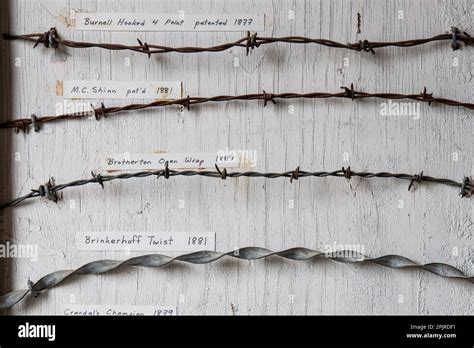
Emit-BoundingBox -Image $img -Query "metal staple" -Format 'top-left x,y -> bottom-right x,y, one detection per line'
0,247 -> 472,309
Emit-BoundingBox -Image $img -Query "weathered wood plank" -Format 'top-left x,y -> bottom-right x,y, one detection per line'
1,0 -> 472,315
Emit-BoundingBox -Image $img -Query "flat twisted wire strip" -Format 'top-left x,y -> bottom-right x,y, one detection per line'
3,27 -> 473,56
0,247 -> 472,308
0,167 -> 472,211
1,86 -> 473,133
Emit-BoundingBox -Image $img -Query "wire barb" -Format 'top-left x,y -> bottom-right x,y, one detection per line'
290,166 -> 300,183
408,171 -> 424,191
137,38 -> 151,59
91,171 -> 105,189
163,161 -> 170,179
90,102 -> 107,121
30,114 -> 40,132
262,90 -> 276,107
341,83 -> 356,100
215,164 -> 228,180
420,87 -> 434,105
451,27 -> 461,51
13,119 -> 30,134
342,166 -> 353,180
181,95 -> 191,111
245,31 -> 259,56
350,39 -> 375,54
27,280 -> 41,298
460,177 -> 473,198
32,27 -> 58,49
31,177 -> 58,203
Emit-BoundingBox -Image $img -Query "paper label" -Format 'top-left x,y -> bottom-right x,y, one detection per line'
102,153 -> 239,171
61,305 -> 176,316
58,80 -> 182,100
77,232 -> 215,252
74,13 -> 264,32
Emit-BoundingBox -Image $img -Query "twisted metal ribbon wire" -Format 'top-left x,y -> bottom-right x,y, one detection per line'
2,27 -> 473,56
0,166 -> 472,211
1,84 -> 473,133
0,247 -> 472,309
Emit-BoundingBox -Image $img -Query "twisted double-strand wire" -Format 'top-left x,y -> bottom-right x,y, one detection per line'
0,247 -> 472,308
3,27 -> 473,56
0,166 -> 472,211
1,84 -> 473,133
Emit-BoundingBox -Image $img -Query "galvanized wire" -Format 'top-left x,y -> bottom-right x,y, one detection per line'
0,165 -> 472,211
1,84 -> 473,133
0,247 -> 472,308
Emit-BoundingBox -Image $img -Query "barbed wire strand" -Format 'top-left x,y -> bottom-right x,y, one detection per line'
3,27 -> 473,57
1,84 -> 473,133
0,165 -> 472,211
0,247 -> 472,308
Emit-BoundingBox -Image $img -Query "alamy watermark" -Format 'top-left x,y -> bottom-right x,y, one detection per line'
380,101 -> 420,119
323,241 -> 365,261
55,100 -> 97,118
0,241 -> 38,261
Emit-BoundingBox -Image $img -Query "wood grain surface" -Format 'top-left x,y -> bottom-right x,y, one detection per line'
0,0 -> 472,315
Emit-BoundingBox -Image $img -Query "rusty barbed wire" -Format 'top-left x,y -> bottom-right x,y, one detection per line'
3,27 -> 473,57
1,85 -> 472,134
0,247 -> 472,308
0,165 -> 471,211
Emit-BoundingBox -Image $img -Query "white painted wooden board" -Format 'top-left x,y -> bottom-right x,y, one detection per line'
0,0 -> 472,315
